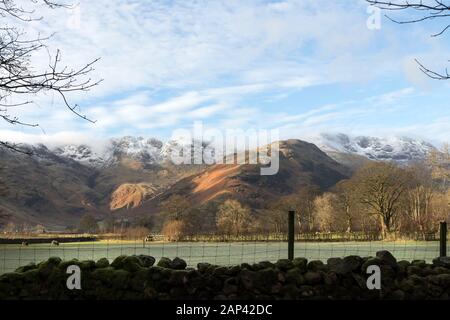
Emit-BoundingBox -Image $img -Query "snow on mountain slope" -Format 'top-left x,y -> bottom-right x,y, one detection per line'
52,136 -> 208,167
53,145 -> 108,167
49,133 -> 435,167
313,133 -> 435,162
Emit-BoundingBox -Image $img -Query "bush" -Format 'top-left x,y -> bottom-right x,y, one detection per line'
162,220 -> 185,241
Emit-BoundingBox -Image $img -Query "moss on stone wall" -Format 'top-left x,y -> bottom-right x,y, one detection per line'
1,251 -> 450,300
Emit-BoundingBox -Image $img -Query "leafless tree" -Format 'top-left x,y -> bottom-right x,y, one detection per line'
353,162 -> 411,238
332,179 -> 358,233
216,199 -> 253,236
427,143 -> 450,190
0,0 -> 101,152
368,0 -> 450,80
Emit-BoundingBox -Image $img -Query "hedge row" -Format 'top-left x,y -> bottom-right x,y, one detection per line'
1,251 -> 450,300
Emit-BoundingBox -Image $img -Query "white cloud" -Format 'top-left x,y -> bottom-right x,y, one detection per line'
1,0 -> 449,145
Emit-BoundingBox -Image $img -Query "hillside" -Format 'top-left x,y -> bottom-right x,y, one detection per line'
133,139 -> 349,216
0,143 -> 205,229
0,134 -> 434,229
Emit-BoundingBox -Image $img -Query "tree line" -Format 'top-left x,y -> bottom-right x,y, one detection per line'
160,146 -> 450,240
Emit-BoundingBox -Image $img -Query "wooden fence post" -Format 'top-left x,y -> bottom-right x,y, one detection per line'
440,221 -> 447,258
288,210 -> 295,260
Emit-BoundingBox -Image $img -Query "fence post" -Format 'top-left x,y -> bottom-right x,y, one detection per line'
288,210 -> 295,260
440,221 -> 447,258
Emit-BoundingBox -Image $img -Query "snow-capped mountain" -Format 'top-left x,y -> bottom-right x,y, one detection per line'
53,144 -> 108,167
313,133 -> 435,162
50,133 -> 436,167
52,136 -> 210,167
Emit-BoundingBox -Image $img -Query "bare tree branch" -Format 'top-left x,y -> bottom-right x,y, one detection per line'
0,0 -> 101,153
367,0 -> 450,80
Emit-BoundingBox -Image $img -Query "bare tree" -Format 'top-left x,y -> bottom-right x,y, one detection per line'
0,0 -> 101,152
313,193 -> 335,232
427,143 -> 450,190
216,199 -> 253,236
162,219 -> 186,241
353,162 -> 411,238
368,0 -> 450,79
404,163 -> 436,234
294,186 -> 321,232
332,179 -> 358,233
160,195 -> 191,220
264,198 -> 290,234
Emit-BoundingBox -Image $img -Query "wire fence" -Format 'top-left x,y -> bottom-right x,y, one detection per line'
0,231 -> 446,274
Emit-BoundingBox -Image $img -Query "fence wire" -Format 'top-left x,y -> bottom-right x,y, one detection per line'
0,234 -> 445,274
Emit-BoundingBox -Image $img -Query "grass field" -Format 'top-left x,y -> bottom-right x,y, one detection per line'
0,240 -> 441,274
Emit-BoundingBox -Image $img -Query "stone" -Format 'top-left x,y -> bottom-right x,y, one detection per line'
428,284 -> 443,297
157,257 -> 172,269
304,271 -> 323,285
407,266 -> 425,277
197,262 -> 212,273
95,258 -> 110,269
255,268 -> 278,292
122,256 -> 144,272
223,278 -> 238,295
285,268 -> 305,286
15,263 -> 37,273
239,269 -> 255,290
59,259 -> 80,271
171,257 -> 187,270
324,272 -> 339,286
258,261 -> 275,269
328,256 -> 362,274
411,260 -> 427,268
397,260 -> 410,273
352,274 -> 367,289
111,255 -> 128,269
292,258 -> 308,271
225,265 -> 241,276
361,257 -> 382,272
80,260 -> 96,270
429,274 -> 450,287
433,257 -> 450,268
38,257 -> 62,276
399,278 -> 415,292
134,255 -> 155,267
342,256 -> 363,272
110,269 -> 131,289
299,285 -> 315,297
92,267 -> 115,283
241,263 -> 253,270
307,260 -> 325,271
168,270 -> 188,286
22,269 -> 39,283
327,258 -> 343,271
376,250 -> 397,267
275,259 -> 293,271
212,266 -> 227,276
280,284 -> 300,299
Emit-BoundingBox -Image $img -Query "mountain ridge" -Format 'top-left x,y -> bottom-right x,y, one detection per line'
0,134 -> 436,229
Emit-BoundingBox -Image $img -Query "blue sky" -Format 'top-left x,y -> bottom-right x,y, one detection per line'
1,0 -> 450,147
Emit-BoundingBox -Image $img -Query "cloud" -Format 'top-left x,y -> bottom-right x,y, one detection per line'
1,0 -> 449,145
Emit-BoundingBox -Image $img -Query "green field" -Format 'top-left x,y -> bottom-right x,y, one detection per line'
0,240 -> 441,274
